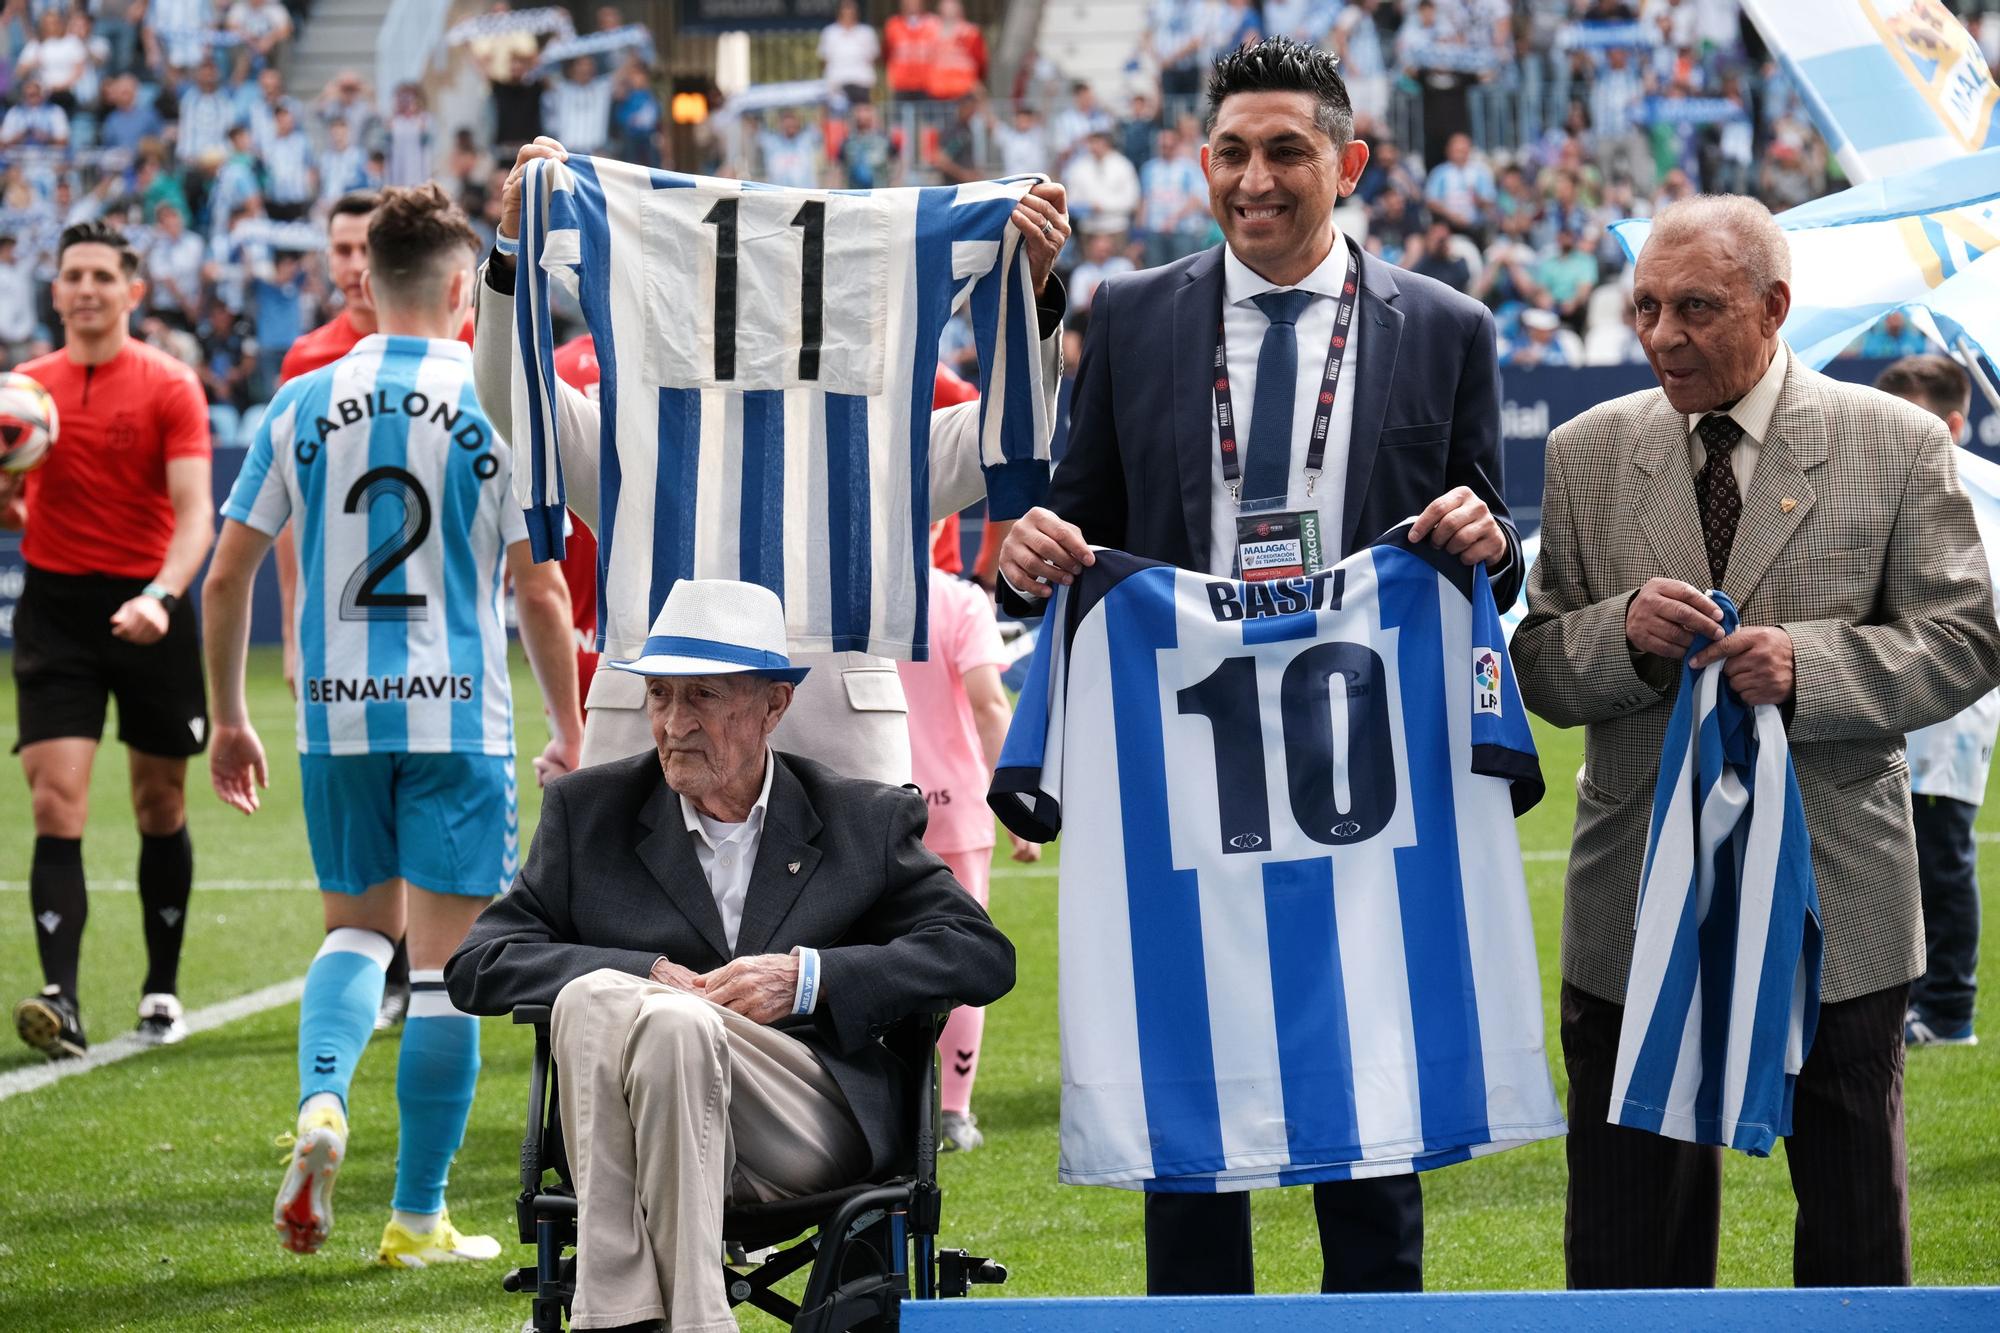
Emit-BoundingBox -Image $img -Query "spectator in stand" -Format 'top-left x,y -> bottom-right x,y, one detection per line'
991,102 -> 1050,176
884,0 -> 939,105
0,78 -> 66,147
928,0 -> 987,103
1049,80 -> 1111,170
1855,309 -> 1930,361
1424,131 -> 1495,241
1068,227 -> 1133,312
609,55 -> 660,167
262,103 -> 316,221
1138,124 -> 1208,267
145,0 -> 212,76
1469,221 -> 1541,312
317,116 -> 367,210
758,107 -> 823,189
1355,135 -> 1422,211
144,200 -> 205,329
247,248 -> 308,392
468,3 -> 543,153
244,67 -> 293,156
1199,0 -> 1264,66
0,233 -> 39,363
1120,90 -> 1160,171
838,99 -> 897,189
16,10 -> 87,112
1406,216 -> 1472,291
98,74 -> 165,155
1143,0 -> 1204,102
1587,43 -> 1651,189
1535,227 -> 1599,329
818,0 -> 879,106
224,0 -> 291,69
385,82 -> 434,186
933,93 -> 982,186
209,122 -> 265,237
1330,0 -> 1390,123
1066,127 -> 1141,240
1504,304 -> 1581,367
1262,0 -> 1333,45
1760,137 -> 1816,212
316,70 -> 381,151
1583,296 -> 1647,366
175,58 -> 235,164
542,57 -> 611,157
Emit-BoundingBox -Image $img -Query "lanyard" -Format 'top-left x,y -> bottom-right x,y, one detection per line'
1214,247 -> 1362,504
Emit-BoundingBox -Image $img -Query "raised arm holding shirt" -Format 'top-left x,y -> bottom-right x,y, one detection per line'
472,138 -> 1071,784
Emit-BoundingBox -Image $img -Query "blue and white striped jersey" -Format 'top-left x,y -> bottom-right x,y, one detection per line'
510,155 -> 1052,661
223,335 -> 527,757
1611,591 -> 1823,1157
993,534 -> 1564,1191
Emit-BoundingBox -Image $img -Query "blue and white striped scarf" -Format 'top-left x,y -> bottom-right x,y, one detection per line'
1610,591 -> 1823,1156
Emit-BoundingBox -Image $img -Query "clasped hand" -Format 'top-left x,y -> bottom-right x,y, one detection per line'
651,952 -> 800,1026
1626,578 -> 1794,706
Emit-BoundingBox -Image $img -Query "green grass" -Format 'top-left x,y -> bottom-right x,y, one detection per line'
0,648 -> 1994,1328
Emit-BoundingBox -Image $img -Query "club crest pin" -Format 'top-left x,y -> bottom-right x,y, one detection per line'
788,861 -> 801,875
1780,497 -> 1797,513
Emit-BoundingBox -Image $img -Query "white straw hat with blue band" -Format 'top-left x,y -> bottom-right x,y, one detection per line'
607,579 -> 811,684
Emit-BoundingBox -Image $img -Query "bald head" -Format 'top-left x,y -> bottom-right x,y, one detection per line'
1633,194 -> 1793,414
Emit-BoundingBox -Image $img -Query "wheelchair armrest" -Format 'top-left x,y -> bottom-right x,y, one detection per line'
513,1004 -> 553,1026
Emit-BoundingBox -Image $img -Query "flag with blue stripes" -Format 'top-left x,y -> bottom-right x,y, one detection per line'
510,154 -> 1052,661
991,533 -> 1563,1191
1741,0 -> 2000,183
222,335 -> 525,757
1610,591 -> 1823,1157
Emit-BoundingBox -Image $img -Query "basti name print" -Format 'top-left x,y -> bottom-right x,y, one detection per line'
1206,568 -> 1346,623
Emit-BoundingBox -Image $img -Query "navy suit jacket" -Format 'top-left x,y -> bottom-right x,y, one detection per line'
1024,242 -> 1522,610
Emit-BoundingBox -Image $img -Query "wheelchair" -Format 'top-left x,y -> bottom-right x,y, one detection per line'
502,1004 -> 1008,1331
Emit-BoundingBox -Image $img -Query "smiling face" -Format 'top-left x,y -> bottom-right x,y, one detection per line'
54,241 -> 142,341
1632,229 -> 1789,414
1203,90 -> 1367,287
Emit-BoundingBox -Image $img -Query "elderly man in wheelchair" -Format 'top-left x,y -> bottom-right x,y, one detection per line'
447,580 -> 1016,1332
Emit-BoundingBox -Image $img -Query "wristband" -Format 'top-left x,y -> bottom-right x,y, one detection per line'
142,581 -> 180,614
791,946 -> 821,1015
495,230 -> 520,257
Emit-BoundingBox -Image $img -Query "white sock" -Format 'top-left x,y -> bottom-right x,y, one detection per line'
299,1092 -> 344,1129
393,1208 -> 442,1235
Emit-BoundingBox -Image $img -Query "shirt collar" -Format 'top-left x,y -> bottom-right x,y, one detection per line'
680,749 -> 775,844
355,332 -> 473,363
1224,228 -> 1352,308
1686,341 -> 1789,445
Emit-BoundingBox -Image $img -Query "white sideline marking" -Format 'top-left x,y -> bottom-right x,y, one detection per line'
0,976 -> 305,1103
0,878 -> 321,892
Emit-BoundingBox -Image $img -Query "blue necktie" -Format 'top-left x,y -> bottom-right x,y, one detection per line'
1241,288 -> 1316,504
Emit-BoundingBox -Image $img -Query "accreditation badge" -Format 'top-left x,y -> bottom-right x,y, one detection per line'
1233,508 -> 1326,582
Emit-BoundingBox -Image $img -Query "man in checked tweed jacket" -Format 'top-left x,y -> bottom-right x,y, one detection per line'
1512,196 -> 2000,1290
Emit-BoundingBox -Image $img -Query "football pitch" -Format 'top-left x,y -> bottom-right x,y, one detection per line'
0,648 -> 1994,1331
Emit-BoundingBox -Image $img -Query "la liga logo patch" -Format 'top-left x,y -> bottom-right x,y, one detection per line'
1473,648 -> 1503,716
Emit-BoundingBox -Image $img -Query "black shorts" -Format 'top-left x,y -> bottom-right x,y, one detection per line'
12,565 -> 209,758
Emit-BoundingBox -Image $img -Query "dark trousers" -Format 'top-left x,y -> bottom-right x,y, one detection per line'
1561,980 -> 1912,1289
1144,1176 -> 1423,1295
1911,794 -> 1982,1028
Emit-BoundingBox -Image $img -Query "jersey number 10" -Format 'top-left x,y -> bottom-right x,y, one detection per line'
1177,642 -> 1397,853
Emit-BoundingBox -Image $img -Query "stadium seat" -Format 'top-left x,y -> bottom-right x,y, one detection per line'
503,1005 -> 1008,1332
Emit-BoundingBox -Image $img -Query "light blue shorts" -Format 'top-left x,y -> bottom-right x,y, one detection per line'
299,752 -> 518,896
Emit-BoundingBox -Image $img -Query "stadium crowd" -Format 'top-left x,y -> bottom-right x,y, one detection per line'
0,0 -> 1960,443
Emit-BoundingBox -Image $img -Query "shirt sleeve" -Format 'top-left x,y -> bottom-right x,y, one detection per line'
159,362 -> 212,462
220,387 -> 294,536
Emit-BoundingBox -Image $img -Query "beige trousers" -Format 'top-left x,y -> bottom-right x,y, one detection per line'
553,968 -> 870,1331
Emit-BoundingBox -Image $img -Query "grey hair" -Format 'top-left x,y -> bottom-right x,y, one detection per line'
1645,194 -> 1791,294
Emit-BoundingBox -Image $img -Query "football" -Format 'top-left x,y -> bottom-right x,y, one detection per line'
0,370 -> 57,473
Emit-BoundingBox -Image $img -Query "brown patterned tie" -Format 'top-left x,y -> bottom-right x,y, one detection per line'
1694,413 -> 1744,586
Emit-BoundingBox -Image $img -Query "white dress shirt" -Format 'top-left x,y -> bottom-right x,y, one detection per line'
1207,231 -> 1361,577
1684,340 -> 1789,491
680,748 -> 776,953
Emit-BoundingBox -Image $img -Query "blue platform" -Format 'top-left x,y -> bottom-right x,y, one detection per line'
904,1288 -> 2000,1332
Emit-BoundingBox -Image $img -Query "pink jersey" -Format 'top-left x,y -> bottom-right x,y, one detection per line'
899,574 -> 1010,854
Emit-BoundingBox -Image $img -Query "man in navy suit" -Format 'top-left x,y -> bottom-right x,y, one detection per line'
999,37 -> 1519,1297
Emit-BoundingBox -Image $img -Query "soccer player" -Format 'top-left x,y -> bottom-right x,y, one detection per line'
275,190 -> 479,1031
201,184 -> 583,1266
1,220 -> 214,1059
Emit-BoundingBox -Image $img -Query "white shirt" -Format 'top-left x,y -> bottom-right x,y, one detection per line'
1206,231 -> 1360,576
680,749 -> 776,953
818,21 -> 880,89
1684,340 -> 1788,493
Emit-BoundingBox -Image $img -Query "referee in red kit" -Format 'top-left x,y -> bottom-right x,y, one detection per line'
1,220 -> 214,1058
